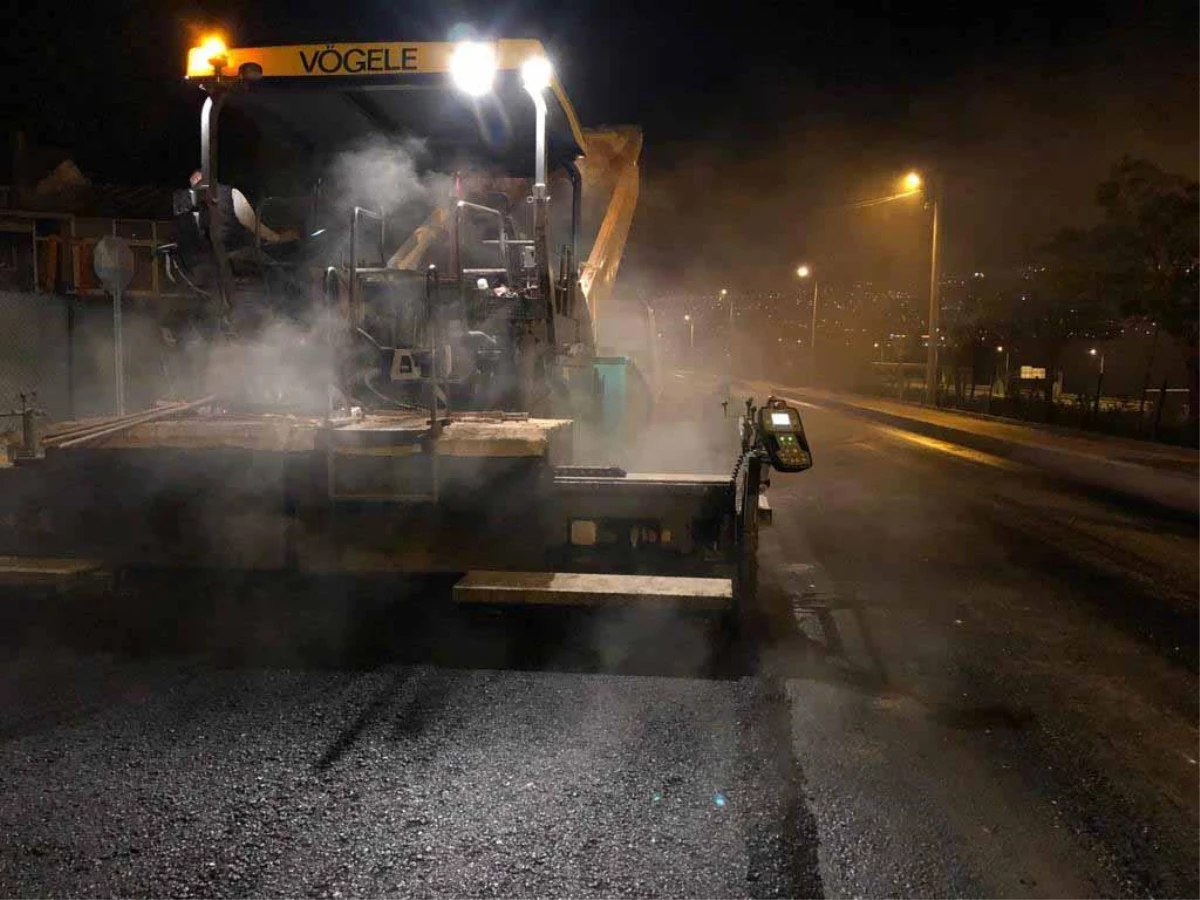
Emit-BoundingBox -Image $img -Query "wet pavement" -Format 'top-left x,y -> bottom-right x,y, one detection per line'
0,394 -> 1196,897
764,396 -> 1197,898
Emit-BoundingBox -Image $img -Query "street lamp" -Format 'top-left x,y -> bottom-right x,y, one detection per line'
1089,347 -> 1105,416
796,265 -> 818,349
908,172 -> 941,406
721,287 -> 731,367
989,344 -> 1009,410
684,314 -> 694,352
857,171 -> 939,404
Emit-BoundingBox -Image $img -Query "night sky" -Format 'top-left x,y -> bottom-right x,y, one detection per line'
5,0 -> 1197,292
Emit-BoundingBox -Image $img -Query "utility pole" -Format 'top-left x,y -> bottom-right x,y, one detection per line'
810,280 -> 820,349
925,190 -> 940,405
1090,348 -> 1106,418
722,288 -> 731,377
796,264 -> 817,351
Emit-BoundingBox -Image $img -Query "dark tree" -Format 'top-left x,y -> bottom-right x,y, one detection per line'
1092,158 -> 1199,423
1020,228 -> 1121,408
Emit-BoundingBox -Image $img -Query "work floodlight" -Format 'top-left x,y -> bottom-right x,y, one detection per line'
450,42 -> 496,96
521,55 -> 553,93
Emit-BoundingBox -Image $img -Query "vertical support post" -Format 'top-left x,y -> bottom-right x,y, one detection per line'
530,94 -> 556,350
151,221 -> 159,297
451,173 -> 462,281
20,393 -> 41,459
66,296 -> 75,419
323,266 -> 339,420
728,292 -> 734,361
113,282 -> 125,415
1153,375 -> 1168,439
565,161 -> 581,321
30,223 -> 38,294
199,91 -> 234,317
1138,324 -> 1160,428
349,208 -> 358,325
533,97 -> 547,192
810,281 -> 819,349
567,161 -> 581,277
925,194 -> 941,405
70,217 -> 79,293
200,95 -> 217,188
735,452 -> 763,621
426,266 -> 445,440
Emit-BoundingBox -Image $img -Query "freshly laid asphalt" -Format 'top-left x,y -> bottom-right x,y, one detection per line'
0,389 -> 1195,898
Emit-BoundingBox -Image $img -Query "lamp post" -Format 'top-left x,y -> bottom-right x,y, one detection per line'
1089,347 -> 1105,417
989,344 -> 1008,412
845,171 -> 938,401
721,288 -> 731,375
520,55 -> 555,350
684,314 -> 694,354
900,172 -> 941,405
796,265 -> 817,349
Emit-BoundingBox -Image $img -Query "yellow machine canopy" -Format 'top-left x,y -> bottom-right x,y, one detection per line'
185,38 -> 587,175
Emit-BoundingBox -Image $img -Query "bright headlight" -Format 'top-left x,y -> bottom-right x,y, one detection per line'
521,55 -> 553,93
450,42 -> 496,97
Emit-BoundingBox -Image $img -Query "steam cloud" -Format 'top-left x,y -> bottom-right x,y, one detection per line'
324,135 -> 451,218
182,138 -> 460,411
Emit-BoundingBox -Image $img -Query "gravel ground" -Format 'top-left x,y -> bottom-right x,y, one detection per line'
0,612 -> 821,898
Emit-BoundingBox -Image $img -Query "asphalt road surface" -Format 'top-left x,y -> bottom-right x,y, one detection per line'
0,390 -> 1196,898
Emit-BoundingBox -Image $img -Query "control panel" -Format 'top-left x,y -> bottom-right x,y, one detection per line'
755,397 -> 813,473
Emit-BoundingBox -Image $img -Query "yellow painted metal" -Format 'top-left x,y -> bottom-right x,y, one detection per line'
577,128 -> 642,326
185,39 -> 590,155
453,570 -> 733,609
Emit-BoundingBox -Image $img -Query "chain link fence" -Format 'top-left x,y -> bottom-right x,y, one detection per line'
0,291 -> 70,422
0,291 -> 173,434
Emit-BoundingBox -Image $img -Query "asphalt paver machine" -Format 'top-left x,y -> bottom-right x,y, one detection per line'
0,36 -> 814,618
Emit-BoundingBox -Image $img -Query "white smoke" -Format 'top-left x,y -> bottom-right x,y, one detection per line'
326,135 -> 441,215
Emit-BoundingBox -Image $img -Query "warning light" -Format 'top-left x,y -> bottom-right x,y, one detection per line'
187,35 -> 229,78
